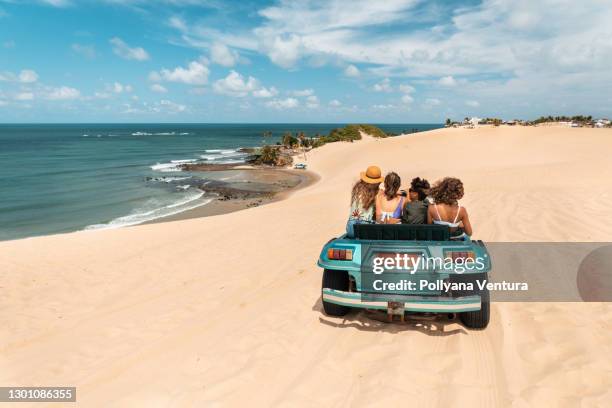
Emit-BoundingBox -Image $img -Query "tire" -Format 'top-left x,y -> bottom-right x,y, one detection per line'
322,269 -> 351,316
451,273 -> 490,329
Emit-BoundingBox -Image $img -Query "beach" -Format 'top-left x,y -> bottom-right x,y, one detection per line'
1,125 -> 612,406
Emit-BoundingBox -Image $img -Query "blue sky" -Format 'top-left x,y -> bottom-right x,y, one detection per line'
1,0 -> 611,123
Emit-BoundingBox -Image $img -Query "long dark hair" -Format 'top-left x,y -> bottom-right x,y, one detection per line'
351,180 -> 379,209
410,177 -> 430,201
430,177 -> 464,205
383,172 -> 401,200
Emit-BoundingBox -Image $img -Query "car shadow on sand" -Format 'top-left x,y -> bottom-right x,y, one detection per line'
312,295 -> 468,336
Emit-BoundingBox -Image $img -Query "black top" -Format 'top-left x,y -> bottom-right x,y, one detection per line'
401,200 -> 429,225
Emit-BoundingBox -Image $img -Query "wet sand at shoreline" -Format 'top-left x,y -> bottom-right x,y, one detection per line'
146,168 -> 319,224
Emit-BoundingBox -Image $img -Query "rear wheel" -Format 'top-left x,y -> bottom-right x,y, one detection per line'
459,289 -> 489,329
322,269 -> 350,316
451,273 -> 490,329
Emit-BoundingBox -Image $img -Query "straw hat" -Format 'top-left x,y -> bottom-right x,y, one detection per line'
360,165 -> 384,184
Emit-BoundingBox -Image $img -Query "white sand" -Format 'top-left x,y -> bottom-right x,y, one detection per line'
1,126 -> 611,406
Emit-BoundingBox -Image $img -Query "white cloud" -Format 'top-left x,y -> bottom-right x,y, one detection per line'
373,78 -> 393,92
151,59 -> 209,85
19,70 -> 38,83
0,69 -> 39,83
344,64 -> 360,77
290,88 -> 314,97
372,104 -> 396,109
157,99 -> 186,113
210,43 -> 239,67
401,94 -> 414,104
15,92 -> 34,101
0,100 -> 7,106
329,99 -> 342,107
213,70 -> 268,97
425,98 -> 441,106
46,86 -> 80,100
438,76 -> 457,87
252,86 -> 278,98
306,95 -> 319,108
254,1 -> 422,68
110,37 -> 150,61
72,43 -> 96,59
265,97 -> 299,109
112,82 -> 132,93
168,16 -> 188,31
260,33 -> 303,68
150,83 -> 168,93
466,100 -> 480,107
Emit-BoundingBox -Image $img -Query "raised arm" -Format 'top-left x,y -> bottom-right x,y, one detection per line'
461,207 -> 473,237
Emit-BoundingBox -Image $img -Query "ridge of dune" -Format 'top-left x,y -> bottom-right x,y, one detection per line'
1,126 -> 611,406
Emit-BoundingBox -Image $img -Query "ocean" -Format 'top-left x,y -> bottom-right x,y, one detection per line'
0,123 -> 442,241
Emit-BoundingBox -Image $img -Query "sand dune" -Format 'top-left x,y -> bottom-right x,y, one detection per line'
1,126 -> 612,406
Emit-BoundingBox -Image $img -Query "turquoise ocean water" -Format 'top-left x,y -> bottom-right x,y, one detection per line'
0,123 -> 442,241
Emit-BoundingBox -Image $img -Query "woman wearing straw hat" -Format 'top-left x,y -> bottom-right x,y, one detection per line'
346,166 -> 384,237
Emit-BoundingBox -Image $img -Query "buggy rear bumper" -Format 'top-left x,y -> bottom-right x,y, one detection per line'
322,288 -> 481,313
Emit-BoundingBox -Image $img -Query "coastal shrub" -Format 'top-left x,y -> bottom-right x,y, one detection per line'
258,145 -> 279,165
309,124 -> 387,149
531,115 -> 593,125
358,124 -> 387,138
248,144 -> 294,167
281,132 -> 299,147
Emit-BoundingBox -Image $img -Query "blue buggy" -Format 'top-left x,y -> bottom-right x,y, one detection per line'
317,224 -> 492,329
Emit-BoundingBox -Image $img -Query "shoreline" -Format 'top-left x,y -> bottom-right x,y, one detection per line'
144,167 -> 320,225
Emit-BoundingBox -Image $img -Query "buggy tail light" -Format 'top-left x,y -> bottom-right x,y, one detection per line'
327,248 -> 353,261
445,251 -> 475,262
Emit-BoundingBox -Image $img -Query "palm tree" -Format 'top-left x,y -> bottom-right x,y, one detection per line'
259,145 -> 278,165
297,131 -> 307,161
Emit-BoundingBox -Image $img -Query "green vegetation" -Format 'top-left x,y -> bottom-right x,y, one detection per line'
281,132 -> 299,147
312,124 -> 387,147
444,114 -> 607,128
358,124 -> 387,138
258,145 -> 279,165
250,144 -> 293,166
251,124 -> 388,166
481,117 -> 503,126
531,115 -> 593,124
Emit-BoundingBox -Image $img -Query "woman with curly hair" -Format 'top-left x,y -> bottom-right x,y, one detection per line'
427,177 -> 473,239
346,166 -> 383,237
375,172 -> 404,224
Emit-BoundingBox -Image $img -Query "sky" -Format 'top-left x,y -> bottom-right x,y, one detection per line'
0,0 -> 611,123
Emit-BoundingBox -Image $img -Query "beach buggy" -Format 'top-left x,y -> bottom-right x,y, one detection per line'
317,224 -> 492,329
